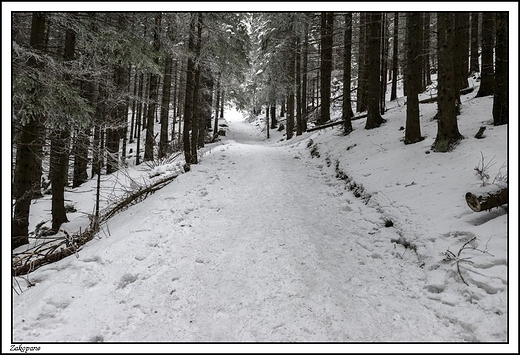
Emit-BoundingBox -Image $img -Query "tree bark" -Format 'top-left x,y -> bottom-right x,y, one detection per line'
390,13 -> 399,101
404,13 -> 423,144
365,13 -> 385,129
433,13 -> 463,152
302,17 -> 309,131
465,184 -> 508,212
319,12 -> 334,125
476,13 -> 494,97
342,12 -> 353,135
493,12 -> 508,126
296,34 -> 303,136
357,13 -> 368,113
183,14 -> 197,169
470,13 -> 480,73
144,14 -> 162,162
159,43 -> 173,158
190,13 -> 203,164
12,12 -> 47,248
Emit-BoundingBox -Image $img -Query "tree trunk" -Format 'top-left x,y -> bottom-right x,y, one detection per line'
159,47 -> 173,158
476,13 -> 494,97
296,35 -> 303,136
454,13 -> 470,106
365,13 -> 385,129
190,13 -> 203,164
357,13 -> 368,113
465,184 -> 508,212
220,90 -> 225,118
380,13 -> 388,115
493,12 -> 508,126
423,12 -> 432,86
183,14 -> 197,169
470,13 -> 480,73
12,12 -> 47,248
342,12 -> 353,135
270,104 -> 277,129
390,13 -> 399,101
49,129 -> 70,232
433,13 -> 463,152
319,12 -> 333,125
213,73 -> 221,137
135,72 -> 144,165
144,14 -> 162,162
404,13 -> 423,144
302,17 -> 309,131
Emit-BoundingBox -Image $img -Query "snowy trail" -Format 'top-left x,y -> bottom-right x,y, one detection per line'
13,112 -> 468,342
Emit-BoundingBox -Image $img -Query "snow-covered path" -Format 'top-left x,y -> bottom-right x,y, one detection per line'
13,112 -> 469,342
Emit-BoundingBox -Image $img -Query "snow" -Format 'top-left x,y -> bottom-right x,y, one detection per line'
5,91 -> 517,352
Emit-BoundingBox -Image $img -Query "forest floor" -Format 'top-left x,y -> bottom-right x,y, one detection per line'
9,90 -> 515,352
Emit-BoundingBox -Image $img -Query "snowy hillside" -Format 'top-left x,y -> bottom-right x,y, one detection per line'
7,90 -> 516,352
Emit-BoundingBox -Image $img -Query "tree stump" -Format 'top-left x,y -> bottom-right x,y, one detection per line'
465,183 -> 508,212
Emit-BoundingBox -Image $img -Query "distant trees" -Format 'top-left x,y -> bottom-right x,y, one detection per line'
11,11 -> 250,248
10,11 -> 509,248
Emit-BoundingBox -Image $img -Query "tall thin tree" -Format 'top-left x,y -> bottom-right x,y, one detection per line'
365,13 -> 385,129
433,13 -> 463,152
342,12 -> 353,135
493,12 -> 508,126
404,13 -> 423,144
476,13 -> 494,97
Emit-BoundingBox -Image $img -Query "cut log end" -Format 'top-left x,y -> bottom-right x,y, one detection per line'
465,185 -> 508,212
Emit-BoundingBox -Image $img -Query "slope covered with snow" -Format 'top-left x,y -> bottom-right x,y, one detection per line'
6,92 -> 516,352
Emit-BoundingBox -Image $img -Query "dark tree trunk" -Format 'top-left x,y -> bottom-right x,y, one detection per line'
190,13 -> 203,164
302,19 -> 309,132
433,13 -> 463,152
280,98 -> 285,117
404,13 -> 423,144
286,29 -> 295,140
270,104 -> 276,129
49,129 -> 70,232
423,13 -> 432,86
476,13 -> 494,97
220,90 -> 225,118
380,12 -> 388,115
365,13 -> 385,129
183,14 -> 197,169
144,14 -> 161,162
390,13 -> 399,101
200,67 -> 213,146
129,69 -> 138,143
296,35 -> 302,136
454,13 -> 470,104
171,59 -> 179,143
357,13 -> 369,113
72,127 -> 90,188
493,12 -> 508,126
319,12 -> 334,125
50,23 -> 77,232
135,72 -> 144,165
159,47 -> 173,158
12,12 -> 47,248
213,74 -> 221,137
342,12 -> 353,135
470,13 -> 480,73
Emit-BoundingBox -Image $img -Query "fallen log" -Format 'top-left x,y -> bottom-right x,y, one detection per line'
306,114 -> 368,133
465,183 -> 508,212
